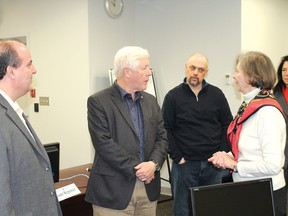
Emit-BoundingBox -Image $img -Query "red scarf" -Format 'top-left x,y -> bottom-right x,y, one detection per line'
227,91 -> 284,161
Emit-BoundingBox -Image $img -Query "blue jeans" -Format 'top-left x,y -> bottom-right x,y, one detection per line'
171,160 -> 222,216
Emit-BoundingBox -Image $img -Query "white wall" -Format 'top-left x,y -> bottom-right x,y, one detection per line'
0,0 -> 92,169
134,0 -> 241,112
88,0 -> 137,94
241,0 -> 288,68
1,0 -> 286,186
88,0 -> 241,188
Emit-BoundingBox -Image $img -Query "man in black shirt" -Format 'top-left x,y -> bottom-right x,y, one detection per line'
162,53 -> 233,216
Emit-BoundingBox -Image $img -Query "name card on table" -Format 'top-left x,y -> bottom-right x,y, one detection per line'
56,183 -> 81,202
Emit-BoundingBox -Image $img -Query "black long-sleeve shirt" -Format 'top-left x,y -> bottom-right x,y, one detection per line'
162,79 -> 233,163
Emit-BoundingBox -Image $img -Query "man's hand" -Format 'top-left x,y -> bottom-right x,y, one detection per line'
178,157 -> 186,164
134,161 -> 156,184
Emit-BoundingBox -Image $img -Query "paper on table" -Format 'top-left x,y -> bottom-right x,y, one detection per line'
56,183 -> 81,202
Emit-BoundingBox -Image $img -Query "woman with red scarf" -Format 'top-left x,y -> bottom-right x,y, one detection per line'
208,51 -> 287,216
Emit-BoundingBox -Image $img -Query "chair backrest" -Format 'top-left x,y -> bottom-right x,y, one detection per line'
44,142 -> 60,182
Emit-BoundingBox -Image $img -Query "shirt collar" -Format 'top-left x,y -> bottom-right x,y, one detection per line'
115,82 -> 141,100
183,77 -> 208,88
0,89 -> 21,112
243,88 -> 261,104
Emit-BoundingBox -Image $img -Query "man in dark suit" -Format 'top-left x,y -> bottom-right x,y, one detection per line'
0,40 -> 62,215
85,46 -> 168,216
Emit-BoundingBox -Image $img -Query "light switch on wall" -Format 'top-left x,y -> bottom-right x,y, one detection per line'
225,74 -> 230,85
39,97 -> 49,106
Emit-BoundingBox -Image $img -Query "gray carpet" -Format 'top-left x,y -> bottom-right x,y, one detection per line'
157,194 -> 173,216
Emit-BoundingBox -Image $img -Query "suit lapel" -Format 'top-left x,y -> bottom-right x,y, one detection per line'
279,95 -> 288,116
110,85 -> 137,134
0,95 -> 49,163
22,114 -> 50,160
139,94 -> 151,140
275,92 -> 288,117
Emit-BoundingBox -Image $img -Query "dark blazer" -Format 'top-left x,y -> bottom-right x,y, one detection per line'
274,90 -> 288,168
0,94 -> 62,216
85,84 -> 168,210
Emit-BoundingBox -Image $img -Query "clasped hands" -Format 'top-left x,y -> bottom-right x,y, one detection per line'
208,151 -> 235,170
134,161 -> 156,184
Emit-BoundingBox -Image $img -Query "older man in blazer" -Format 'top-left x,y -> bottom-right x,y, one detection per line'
0,40 -> 62,215
85,46 -> 168,216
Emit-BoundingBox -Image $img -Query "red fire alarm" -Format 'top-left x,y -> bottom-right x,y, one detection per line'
30,89 -> 36,98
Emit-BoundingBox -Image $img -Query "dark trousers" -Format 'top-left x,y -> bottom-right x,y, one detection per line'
273,186 -> 287,216
171,160 -> 222,216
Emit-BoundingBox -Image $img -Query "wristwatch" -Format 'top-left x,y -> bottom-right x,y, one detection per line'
151,160 -> 161,172
233,162 -> 238,173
